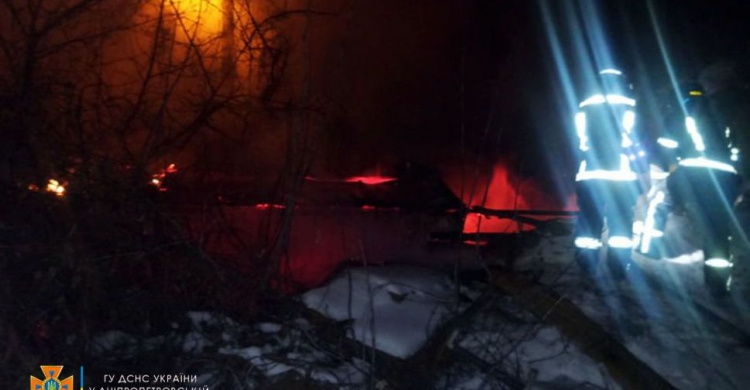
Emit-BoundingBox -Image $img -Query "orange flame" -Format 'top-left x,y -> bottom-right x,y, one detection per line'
151,163 -> 178,191
444,161 -> 573,234
255,203 -> 286,210
168,0 -> 224,40
46,179 -> 66,197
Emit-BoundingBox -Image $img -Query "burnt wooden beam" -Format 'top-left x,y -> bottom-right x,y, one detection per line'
467,207 -> 577,228
470,206 -> 578,217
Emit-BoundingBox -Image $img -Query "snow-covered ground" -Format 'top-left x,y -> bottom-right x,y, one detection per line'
444,294 -> 619,389
90,311 -> 370,388
302,265 -> 620,389
299,185 -> 750,389
515,218 -> 750,390
301,266 -> 469,359
86,172 -> 750,389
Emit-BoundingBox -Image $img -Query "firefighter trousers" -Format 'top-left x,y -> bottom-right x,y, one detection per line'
667,166 -> 741,261
575,179 -> 641,251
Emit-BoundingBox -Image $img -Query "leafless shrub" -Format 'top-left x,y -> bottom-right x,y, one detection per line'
0,0 -> 329,383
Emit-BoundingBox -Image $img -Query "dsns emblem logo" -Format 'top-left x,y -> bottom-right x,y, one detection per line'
30,366 -> 74,390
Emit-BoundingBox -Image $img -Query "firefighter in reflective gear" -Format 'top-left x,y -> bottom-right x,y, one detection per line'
574,69 -> 642,274
642,83 -> 741,295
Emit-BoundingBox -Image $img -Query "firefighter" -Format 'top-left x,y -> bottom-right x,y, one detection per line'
642,83 -> 741,296
573,68 -> 643,277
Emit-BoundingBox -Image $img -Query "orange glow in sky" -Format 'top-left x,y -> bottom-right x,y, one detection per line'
170,0 -> 224,39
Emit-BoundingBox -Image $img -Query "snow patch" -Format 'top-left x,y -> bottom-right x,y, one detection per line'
302,266 -> 464,358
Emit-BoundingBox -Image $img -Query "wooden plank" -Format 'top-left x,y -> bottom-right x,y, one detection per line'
468,207 -> 576,228
470,206 -> 578,217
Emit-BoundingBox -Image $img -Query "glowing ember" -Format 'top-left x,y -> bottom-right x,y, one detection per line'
462,239 -> 489,246
46,179 -> 66,197
345,176 -> 397,185
304,175 -> 397,185
255,203 -> 286,210
463,212 -> 535,234
151,163 -> 178,191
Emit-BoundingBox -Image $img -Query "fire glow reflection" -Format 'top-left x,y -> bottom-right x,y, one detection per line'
345,176 -> 397,185
445,162 -> 575,234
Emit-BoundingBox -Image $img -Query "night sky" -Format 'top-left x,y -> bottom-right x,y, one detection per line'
373,0 -> 750,190
3,0 -> 748,193
310,0 -> 749,187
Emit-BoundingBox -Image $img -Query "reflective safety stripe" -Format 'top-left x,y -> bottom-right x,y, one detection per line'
678,157 -> 737,173
608,236 -> 634,249
666,251 -> 703,264
705,258 -> 733,268
632,221 -> 643,247
651,171 -> 669,180
622,133 -> 634,148
580,95 -> 606,107
576,155 -> 637,182
576,112 -> 588,151
650,163 -> 670,181
575,237 -> 602,249
621,110 -> 637,145
576,170 -> 638,181
685,116 -> 706,152
640,191 -> 665,254
657,137 -> 679,149
579,94 -> 636,108
606,95 -> 637,106
623,110 -> 635,133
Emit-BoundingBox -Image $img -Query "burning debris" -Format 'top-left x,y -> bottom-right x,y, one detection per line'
46,179 -> 66,197
27,179 -> 66,197
150,163 -> 178,192
345,176 -> 398,185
